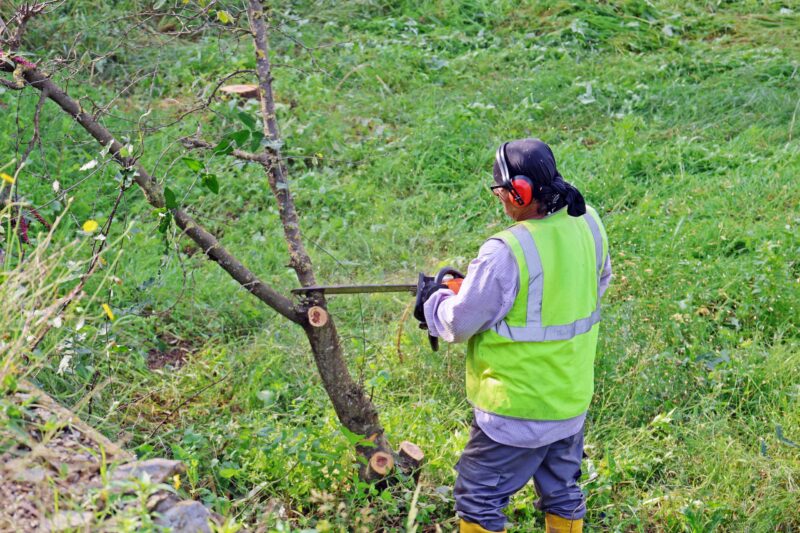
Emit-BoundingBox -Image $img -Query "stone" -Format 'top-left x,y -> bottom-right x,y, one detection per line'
112,459 -> 186,484
43,511 -> 93,531
14,466 -> 48,483
154,500 -> 212,533
147,490 -> 183,513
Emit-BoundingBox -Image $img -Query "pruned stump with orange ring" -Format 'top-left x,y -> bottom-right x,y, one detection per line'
307,306 -> 328,327
364,451 -> 394,482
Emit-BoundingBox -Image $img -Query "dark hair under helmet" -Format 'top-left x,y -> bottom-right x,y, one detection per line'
493,138 -> 586,217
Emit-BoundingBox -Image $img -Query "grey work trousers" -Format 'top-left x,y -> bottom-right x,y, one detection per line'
454,421 -> 586,531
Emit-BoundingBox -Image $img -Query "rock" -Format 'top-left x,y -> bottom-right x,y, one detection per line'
154,500 -> 212,533
43,511 -> 93,531
147,490 -> 183,513
113,459 -> 186,484
14,466 -> 48,483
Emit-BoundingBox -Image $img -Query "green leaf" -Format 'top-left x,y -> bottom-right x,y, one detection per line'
213,130 -> 250,156
213,139 -> 234,156
182,157 -> 203,173
231,129 -> 251,147
134,443 -> 155,458
3,373 -> 18,393
201,173 -> 219,194
216,10 -> 233,24
164,187 -> 178,209
5,404 -> 22,419
249,131 -> 265,152
219,468 -> 238,479
340,425 -> 377,449
238,111 -> 257,131
158,211 -> 172,234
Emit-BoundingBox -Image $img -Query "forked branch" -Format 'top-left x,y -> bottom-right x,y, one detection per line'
1,3 -> 420,481
0,59 -> 300,324
243,0 -> 397,476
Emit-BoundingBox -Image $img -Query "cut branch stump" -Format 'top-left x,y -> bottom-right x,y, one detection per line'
364,451 -> 394,483
307,306 -> 328,327
219,84 -> 259,99
397,441 -> 425,481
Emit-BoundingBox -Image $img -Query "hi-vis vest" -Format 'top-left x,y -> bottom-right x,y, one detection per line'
466,206 -> 608,420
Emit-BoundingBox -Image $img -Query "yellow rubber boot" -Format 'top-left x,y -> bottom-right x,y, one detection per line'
545,513 -> 583,533
459,518 -> 506,533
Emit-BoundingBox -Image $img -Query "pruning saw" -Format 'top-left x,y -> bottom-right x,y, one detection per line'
292,267 -> 465,351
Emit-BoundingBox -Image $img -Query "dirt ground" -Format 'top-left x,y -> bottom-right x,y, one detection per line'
1,382 -> 134,531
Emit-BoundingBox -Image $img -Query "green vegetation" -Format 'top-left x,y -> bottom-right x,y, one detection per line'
2,1 -> 798,530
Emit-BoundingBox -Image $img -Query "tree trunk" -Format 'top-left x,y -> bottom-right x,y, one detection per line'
245,0 -> 395,466
2,36 -> 400,478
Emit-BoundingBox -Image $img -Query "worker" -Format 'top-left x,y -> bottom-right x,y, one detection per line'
420,139 -> 612,533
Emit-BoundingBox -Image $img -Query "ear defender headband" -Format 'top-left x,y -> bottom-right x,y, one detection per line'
495,142 -> 534,207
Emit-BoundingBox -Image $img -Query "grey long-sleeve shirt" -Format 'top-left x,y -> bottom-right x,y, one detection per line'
424,224 -> 612,448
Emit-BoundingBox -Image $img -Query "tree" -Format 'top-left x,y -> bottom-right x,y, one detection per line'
0,0 -> 419,481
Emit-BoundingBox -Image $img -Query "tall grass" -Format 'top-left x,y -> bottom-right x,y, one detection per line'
1,0 -> 798,530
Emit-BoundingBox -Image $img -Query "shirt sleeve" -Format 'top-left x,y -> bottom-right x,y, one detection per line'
598,254 -> 612,299
423,238 -> 518,343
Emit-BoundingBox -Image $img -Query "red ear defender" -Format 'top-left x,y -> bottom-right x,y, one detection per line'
510,176 -> 533,207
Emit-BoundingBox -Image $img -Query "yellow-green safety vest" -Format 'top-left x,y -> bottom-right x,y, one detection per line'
466,206 -> 608,420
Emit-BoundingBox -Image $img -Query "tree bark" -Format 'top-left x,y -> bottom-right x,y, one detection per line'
3,25 -> 396,475
246,0 -> 393,465
247,0 -> 315,287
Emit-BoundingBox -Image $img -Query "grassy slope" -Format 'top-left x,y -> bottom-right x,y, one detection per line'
2,0 -> 798,531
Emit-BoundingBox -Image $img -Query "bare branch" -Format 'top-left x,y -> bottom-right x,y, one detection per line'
181,136 -> 265,164
0,76 -> 24,90
4,2 -> 404,477
91,67 -> 153,121
2,1 -> 61,51
246,0 -> 392,470
247,1 -> 316,288
151,69 -> 256,133
2,59 -> 301,324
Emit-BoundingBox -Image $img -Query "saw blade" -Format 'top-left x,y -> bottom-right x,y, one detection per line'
291,283 -> 417,295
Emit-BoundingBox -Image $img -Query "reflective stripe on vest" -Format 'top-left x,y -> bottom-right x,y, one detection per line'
492,210 -> 605,342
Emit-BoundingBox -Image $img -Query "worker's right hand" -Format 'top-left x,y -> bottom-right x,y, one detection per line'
413,275 -> 444,324
413,269 -> 465,322
413,267 -> 465,351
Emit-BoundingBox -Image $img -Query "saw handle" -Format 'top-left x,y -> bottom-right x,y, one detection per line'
444,278 -> 463,294
434,267 -> 465,285
434,267 -> 465,295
